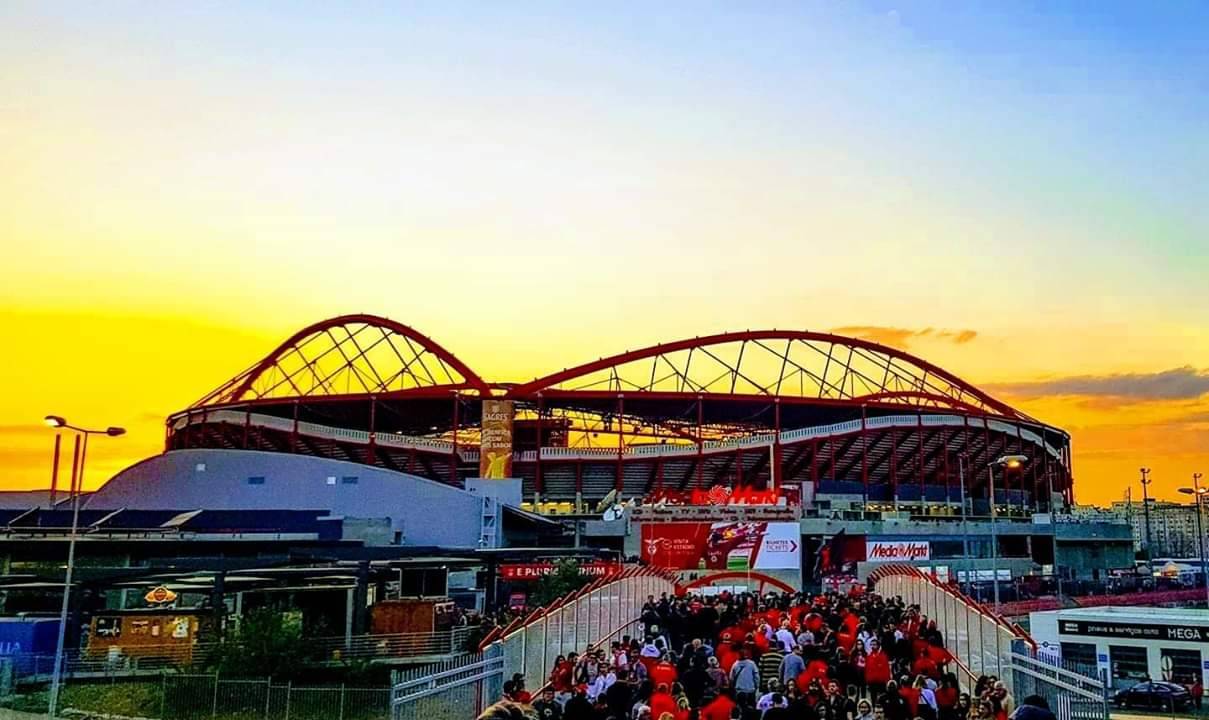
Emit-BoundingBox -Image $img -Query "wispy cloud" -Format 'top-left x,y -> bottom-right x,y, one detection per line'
831,326 -> 977,349
986,366 -> 1209,401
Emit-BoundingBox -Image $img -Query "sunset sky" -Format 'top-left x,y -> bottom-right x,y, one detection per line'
2,2 -> 1206,505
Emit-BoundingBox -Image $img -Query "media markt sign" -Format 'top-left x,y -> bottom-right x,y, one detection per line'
866,540 -> 931,562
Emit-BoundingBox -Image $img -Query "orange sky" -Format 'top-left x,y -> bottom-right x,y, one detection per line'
1,4 -> 1206,506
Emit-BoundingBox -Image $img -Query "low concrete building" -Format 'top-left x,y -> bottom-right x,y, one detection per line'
1030,606 -> 1209,690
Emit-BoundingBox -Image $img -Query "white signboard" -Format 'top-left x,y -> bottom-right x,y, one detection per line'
866,540 -> 931,562
753,522 -> 802,570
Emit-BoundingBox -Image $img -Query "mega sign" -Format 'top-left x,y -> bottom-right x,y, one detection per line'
865,541 -> 931,562
1059,619 -> 1209,642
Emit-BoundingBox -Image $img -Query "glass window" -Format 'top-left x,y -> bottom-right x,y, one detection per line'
931,540 -> 966,559
1061,641 -> 1098,674
1160,647 -> 1201,685
1110,645 -> 1149,683
246,476 -> 265,486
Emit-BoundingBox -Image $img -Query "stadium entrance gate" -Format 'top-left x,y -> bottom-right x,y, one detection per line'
1009,652 -> 1109,720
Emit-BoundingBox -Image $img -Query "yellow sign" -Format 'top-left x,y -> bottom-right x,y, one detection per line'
479,399 -> 514,479
144,585 -> 178,604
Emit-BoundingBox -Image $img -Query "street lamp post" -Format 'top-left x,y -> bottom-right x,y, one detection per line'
43,416 -> 124,720
1044,466 -> 1065,601
1178,473 -> 1208,608
958,455 -> 971,592
988,454 -> 1028,614
1140,468 -> 1154,580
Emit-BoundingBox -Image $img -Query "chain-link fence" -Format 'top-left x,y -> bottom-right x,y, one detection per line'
3,674 -> 391,720
9,628 -> 476,685
869,564 -> 1032,694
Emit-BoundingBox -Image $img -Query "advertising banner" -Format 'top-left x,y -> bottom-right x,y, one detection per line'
640,522 -> 801,570
865,540 -> 931,562
478,399 -> 514,478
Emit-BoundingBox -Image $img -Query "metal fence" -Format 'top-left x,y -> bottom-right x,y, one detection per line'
1009,652 -> 1109,720
389,566 -> 676,720
163,675 -> 391,720
869,564 -> 1032,694
390,646 -> 504,720
9,674 -> 391,720
12,627 -> 476,683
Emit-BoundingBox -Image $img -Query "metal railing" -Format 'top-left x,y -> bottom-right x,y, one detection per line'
869,564 -> 1034,695
492,566 -> 676,690
1009,652 -> 1109,720
176,409 -> 1062,463
389,566 -> 676,719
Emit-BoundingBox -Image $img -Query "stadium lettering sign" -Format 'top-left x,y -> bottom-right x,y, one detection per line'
865,541 -> 931,562
499,562 -> 621,581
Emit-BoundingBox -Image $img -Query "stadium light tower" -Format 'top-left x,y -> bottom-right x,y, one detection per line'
1178,473 -> 1208,607
988,454 -> 1028,613
43,416 -> 125,720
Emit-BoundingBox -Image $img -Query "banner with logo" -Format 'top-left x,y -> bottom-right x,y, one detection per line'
865,540 -> 931,562
478,399 -> 514,478
640,522 -> 801,570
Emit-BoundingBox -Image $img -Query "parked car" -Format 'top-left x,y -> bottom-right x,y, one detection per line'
1113,681 -> 1192,711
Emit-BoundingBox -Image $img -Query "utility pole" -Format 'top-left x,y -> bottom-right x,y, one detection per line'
1140,468 -> 1154,581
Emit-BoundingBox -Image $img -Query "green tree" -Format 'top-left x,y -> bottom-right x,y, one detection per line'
207,609 -> 313,678
529,558 -> 590,607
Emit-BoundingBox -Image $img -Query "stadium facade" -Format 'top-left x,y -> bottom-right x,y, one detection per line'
168,314 -> 1076,514
1,315 -> 1134,604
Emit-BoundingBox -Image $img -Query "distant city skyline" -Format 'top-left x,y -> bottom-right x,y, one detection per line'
2,2 -> 1206,503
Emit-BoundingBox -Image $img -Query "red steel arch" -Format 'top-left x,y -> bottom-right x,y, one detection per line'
191,314 -> 491,408
506,330 -> 1029,420
677,571 -> 796,595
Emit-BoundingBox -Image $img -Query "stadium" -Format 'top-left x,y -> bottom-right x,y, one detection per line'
167,314 -> 1073,515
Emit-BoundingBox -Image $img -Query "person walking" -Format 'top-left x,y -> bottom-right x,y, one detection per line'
729,651 -> 760,709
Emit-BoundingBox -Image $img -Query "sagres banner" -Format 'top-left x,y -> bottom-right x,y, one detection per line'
479,399 -> 514,478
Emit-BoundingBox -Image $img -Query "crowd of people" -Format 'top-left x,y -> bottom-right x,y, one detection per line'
477,588 -> 1056,720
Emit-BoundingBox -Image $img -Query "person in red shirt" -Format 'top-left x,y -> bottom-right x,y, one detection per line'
651,657 -> 678,689
864,640 -> 892,702
794,656 -> 830,694
911,650 -> 938,680
549,654 -> 574,693
898,676 -> 921,716
746,628 -> 768,656
700,689 -> 737,720
934,675 -> 959,715
650,683 -> 678,719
